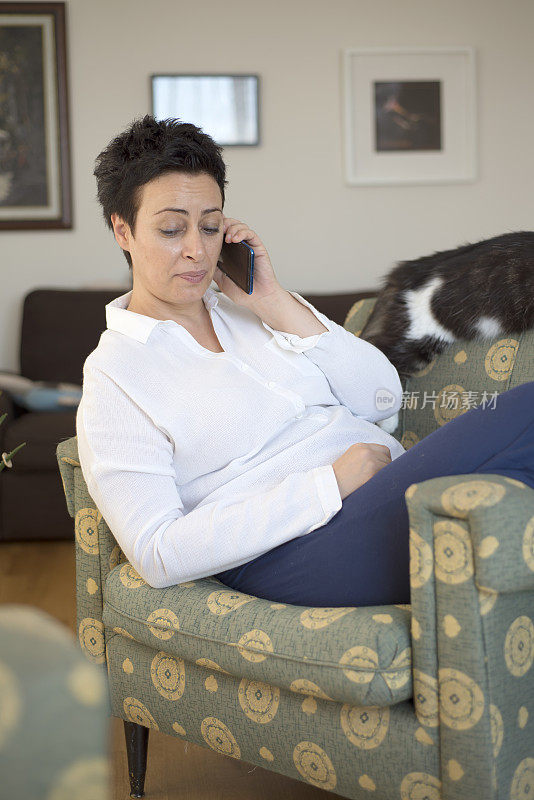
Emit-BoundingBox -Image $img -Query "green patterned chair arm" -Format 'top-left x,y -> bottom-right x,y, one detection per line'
57,437 -> 128,661
102,568 -> 412,708
404,472 -> 534,800
57,436 -> 78,520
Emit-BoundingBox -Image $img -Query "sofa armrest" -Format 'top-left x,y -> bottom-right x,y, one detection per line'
56,436 -> 127,666
0,388 -> 14,417
405,473 -> 534,800
0,389 -> 14,448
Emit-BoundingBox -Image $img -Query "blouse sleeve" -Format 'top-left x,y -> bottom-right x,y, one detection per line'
261,291 -> 403,423
76,364 -> 342,589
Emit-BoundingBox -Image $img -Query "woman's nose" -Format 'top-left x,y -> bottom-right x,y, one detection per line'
182,228 -> 205,261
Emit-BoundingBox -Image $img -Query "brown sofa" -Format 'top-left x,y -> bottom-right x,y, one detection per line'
0,286 -> 376,541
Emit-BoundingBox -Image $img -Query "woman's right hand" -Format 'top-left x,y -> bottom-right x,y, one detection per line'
332,443 -> 392,500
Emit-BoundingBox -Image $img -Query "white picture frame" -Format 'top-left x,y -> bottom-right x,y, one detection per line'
343,47 -> 476,186
151,73 -> 260,147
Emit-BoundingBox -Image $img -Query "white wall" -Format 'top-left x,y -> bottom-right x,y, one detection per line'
2,0 -> 533,372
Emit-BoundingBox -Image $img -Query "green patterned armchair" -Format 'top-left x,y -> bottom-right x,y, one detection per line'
56,297 -> 534,800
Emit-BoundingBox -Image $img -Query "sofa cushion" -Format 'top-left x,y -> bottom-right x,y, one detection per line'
102,564 -> 412,708
344,297 -> 534,447
20,288 -> 128,384
5,411 -> 75,470
11,385 -> 81,412
0,371 -> 82,412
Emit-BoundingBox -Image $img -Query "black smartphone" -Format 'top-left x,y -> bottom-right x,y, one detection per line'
217,240 -> 254,295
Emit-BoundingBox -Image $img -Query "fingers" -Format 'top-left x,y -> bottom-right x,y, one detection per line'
362,443 -> 391,466
223,217 -> 255,243
369,444 -> 391,458
353,442 -> 391,455
227,229 -> 253,243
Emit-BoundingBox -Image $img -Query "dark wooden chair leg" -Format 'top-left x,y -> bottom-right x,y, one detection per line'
123,720 -> 150,798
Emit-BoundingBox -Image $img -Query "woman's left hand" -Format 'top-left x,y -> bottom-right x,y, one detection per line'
213,217 -> 284,309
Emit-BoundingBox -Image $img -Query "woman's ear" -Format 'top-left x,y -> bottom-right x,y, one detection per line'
111,213 -> 130,249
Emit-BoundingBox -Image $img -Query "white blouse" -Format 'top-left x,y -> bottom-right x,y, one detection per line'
76,285 -> 405,588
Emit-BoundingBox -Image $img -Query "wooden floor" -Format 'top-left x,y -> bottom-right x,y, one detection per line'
0,540 -> 339,800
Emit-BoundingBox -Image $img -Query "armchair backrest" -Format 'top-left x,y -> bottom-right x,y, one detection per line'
344,298 -> 534,447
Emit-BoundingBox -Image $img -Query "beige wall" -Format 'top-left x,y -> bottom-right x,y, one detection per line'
2,0 -> 533,372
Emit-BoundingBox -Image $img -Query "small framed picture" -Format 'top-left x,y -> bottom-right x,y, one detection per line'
343,47 -> 476,186
0,2 -> 72,229
151,74 -> 260,146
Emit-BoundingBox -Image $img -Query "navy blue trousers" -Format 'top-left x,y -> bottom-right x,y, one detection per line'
214,381 -> 534,607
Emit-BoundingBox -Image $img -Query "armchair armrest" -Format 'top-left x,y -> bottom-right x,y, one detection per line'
405,473 -> 534,800
56,436 -> 127,665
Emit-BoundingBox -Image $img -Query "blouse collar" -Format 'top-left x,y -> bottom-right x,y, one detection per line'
105,285 -> 220,344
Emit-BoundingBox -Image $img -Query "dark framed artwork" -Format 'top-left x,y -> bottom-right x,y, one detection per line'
374,81 -> 442,152
151,74 -> 260,146
343,47 -> 476,185
0,2 -> 72,229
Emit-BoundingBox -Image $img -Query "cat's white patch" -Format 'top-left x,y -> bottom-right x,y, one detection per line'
475,316 -> 503,338
403,276 -> 455,343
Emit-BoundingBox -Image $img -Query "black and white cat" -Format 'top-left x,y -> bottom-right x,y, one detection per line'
360,230 -> 534,433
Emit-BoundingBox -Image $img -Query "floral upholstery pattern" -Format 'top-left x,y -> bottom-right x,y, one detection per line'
344,298 -> 534,445
102,566 -> 413,707
56,297 -> 534,800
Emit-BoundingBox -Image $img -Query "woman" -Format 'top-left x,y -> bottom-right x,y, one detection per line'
78,114 -> 534,608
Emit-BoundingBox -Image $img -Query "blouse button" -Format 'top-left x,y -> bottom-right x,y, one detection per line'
267,381 -> 276,389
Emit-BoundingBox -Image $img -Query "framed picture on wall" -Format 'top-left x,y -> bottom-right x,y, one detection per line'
343,47 -> 476,186
151,74 -> 260,146
0,2 -> 72,229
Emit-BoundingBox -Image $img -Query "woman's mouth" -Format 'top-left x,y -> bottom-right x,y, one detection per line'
178,271 -> 207,283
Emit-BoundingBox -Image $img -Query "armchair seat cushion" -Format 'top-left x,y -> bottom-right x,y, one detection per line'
102,564 -> 413,707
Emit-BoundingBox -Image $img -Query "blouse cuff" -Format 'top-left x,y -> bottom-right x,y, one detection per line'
307,464 -> 343,533
261,291 -> 335,353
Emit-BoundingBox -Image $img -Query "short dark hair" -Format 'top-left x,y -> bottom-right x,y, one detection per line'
93,114 -> 228,269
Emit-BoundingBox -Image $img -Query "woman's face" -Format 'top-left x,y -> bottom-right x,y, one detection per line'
112,170 -> 224,318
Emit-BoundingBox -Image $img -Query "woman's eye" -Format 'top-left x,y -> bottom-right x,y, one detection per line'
160,228 -> 220,236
